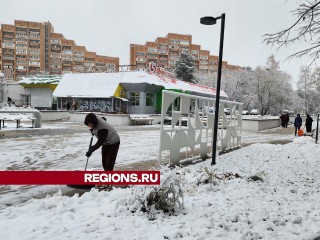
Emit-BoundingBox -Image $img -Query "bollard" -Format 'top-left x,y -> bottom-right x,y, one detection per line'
316,113 -> 319,144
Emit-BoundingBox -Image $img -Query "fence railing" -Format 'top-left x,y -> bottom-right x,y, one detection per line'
159,90 -> 243,166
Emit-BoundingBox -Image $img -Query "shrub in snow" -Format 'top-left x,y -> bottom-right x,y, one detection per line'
115,170 -> 184,220
196,167 -> 219,185
247,171 -> 266,182
196,167 -> 242,185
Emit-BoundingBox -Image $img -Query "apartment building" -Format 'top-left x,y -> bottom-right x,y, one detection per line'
130,33 -> 241,72
0,20 -> 119,81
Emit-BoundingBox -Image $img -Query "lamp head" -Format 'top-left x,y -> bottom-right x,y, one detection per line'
200,16 -> 217,25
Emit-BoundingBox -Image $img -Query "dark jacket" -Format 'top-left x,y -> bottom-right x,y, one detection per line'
305,116 -> 313,127
294,115 -> 302,128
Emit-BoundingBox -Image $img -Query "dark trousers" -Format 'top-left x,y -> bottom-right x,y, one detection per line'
295,126 -> 300,136
306,125 -> 312,133
101,142 -> 120,171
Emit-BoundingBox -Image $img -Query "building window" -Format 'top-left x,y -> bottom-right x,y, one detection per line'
130,92 -> 140,106
146,93 -> 154,107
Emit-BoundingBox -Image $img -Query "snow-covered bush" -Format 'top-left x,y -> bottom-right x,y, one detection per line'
196,167 -> 219,185
115,170 -> 184,220
247,171 -> 266,182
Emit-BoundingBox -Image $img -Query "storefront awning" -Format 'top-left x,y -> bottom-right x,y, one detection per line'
116,97 -> 130,101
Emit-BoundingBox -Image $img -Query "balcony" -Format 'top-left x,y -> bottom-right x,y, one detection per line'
51,44 -> 61,48
29,62 -> 41,67
158,49 -> 168,55
29,34 -> 40,40
179,41 -> 190,46
148,54 -> 158,59
16,27 -> 28,32
73,57 -> 84,61
169,45 -> 179,50
136,58 -> 146,63
51,65 -> 61,69
62,67 -> 72,71
192,54 -> 199,59
2,43 -> 15,48
3,33 -> 14,38
29,28 -> 40,33
74,62 -> 84,66
158,56 -> 168,60
16,33 -> 28,38
16,44 -> 27,49
29,66 -> 40,71
62,61 -> 72,66
62,51 -> 73,55
29,45 -> 40,49
3,55 -> 14,60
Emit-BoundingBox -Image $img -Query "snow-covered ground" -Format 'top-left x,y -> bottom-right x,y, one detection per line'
1,121 -> 320,239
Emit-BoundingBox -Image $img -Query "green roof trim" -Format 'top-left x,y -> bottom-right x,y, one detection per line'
19,75 -> 63,85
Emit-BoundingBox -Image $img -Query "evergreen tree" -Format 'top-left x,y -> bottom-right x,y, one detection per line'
174,52 -> 195,83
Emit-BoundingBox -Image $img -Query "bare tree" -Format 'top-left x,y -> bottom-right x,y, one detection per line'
264,1 -> 320,65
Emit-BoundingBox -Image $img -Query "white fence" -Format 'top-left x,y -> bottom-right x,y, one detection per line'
159,90 -> 243,166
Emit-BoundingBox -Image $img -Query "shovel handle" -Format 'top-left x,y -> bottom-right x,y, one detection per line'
85,134 -> 94,171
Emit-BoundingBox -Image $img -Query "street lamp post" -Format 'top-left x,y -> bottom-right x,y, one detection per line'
200,13 -> 225,165
0,72 -> 4,103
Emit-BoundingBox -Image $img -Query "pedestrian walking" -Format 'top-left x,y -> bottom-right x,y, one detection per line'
305,114 -> 313,133
280,114 -> 285,127
284,114 -> 289,128
84,113 -> 120,171
294,114 -> 302,136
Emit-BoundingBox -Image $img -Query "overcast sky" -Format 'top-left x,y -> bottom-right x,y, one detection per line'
1,0 -> 309,86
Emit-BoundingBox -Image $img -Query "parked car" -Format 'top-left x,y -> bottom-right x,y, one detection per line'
282,110 -> 295,116
250,109 -> 259,115
242,110 -> 249,115
224,108 -> 230,115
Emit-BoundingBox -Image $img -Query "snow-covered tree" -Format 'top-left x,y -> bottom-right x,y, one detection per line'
221,68 -> 255,109
264,1 -> 320,65
296,66 -> 320,114
297,66 -> 314,113
174,52 -> 195,83
252,56 -> 294,115
310,67 -> 320,113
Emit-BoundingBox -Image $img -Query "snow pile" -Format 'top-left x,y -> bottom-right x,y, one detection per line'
1,137 -> 320,239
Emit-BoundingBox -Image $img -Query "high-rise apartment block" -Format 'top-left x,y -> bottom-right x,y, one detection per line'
0,20 -> 119,81
130,33 -> 240,72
